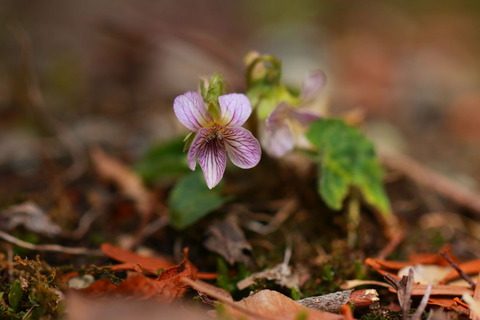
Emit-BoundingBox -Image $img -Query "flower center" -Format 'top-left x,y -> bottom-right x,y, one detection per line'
205,126 -> 223,142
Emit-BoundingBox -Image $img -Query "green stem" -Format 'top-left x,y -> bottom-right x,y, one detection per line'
347,188 -> 361,248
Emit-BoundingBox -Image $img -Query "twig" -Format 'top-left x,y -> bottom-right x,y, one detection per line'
377,229 -> 405,260
384,269 -> 414,320
340,304 -> 354,320
381,153 -> 480,216
411,284 -> 431,320
297,289 -> 379,312
63,207 -> 104,240
473,272 -> 480,320
440,251 -> 476,289
244,199 -> 296,235
0,230 -> 102,256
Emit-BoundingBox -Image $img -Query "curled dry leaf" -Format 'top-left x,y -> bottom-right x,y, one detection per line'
184,278 -> 343,320
91,148 -> 154,217
101,243 -> 175,274
225,289 -> 344,320
204,214 -> 254,267
397,264 -> 452,285
237,246 -> 306,290
77,248 -> 197,301
0,201 -> 61,236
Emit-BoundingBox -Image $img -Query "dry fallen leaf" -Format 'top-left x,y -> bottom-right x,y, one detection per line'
237,247 -> 305,290
78,248 -> 197,301
91,148 -> 154,217
204,214 -> 253,267
184,278 -> 343,320
101,243 -> 175,274
226,289 -> 344,320
0,201 -> 61,236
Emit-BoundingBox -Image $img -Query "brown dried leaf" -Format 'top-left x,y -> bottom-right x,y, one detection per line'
101,243 -> 175,274
91,148 -> 153,217
204,214 -> 253,266
389,284 -> 473,296
226,289 -> 344,320
0,201 -> 61,236
79,248 -> 197,301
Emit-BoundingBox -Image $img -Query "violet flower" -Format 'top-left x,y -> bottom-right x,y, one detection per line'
262,70 -> 327,157
174,91 -> 261,189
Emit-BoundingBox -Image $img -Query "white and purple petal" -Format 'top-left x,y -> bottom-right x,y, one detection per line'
197,137 -> 227,189
187,128 -> 211,171
261,121 -> 294,158
290,109 -> 321,126
173,91 -> 213,132
217,93 -> 252,127
265,102 -> 290,131
222,127 -> 261,169
301,70 -> 327,101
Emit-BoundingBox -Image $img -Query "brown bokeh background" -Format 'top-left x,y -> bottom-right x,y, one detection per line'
1,0 -> 480,198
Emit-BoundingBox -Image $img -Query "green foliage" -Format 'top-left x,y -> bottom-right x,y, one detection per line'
295,310 -> 308,320
134,137 -> 190,184
168,171 -> 227,229
216,259 -> 250,297
0,257 -> 60,320
306,118 -> 391,216
7,280 -> 23,312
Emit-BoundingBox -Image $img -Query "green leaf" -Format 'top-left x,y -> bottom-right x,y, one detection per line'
8,279 -> 23,312
306,118 -> 391,215
168,171 -> 227,229
134,137 -> 190,184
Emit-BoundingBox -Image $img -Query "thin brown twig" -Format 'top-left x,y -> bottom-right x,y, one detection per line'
377,229 -> 405,260
440,251 -> 476,289
63,206 -> 104,240
411,284 -> 431,320
0,230 -> 103,256
381,153 -> 480,216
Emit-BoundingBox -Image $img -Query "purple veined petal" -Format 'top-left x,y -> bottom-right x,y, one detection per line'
301,70 -> 327,101
174,91 -> 213,132
290,109 -> 321,126
187,127 -> 212,171
261,121 -> 295,158
222,127 -> 261,169
217,93 -> 252,127
197,135 -> 227,189
265,102 -> 290,131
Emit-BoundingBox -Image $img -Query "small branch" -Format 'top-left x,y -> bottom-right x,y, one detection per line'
0,230 -> 102,256
381,153 -> 480,216
411,284 -> 431,320
297,289 -> 379,313
63,206 -> 104,240
347,189 -> 361,248
440,251 -> 476,289
376,230 -> 405,260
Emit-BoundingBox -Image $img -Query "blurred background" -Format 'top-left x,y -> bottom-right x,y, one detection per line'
1,0 -> 480,200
